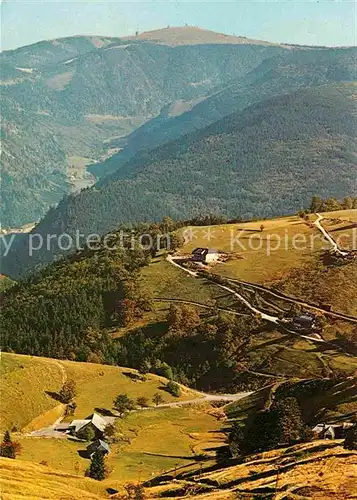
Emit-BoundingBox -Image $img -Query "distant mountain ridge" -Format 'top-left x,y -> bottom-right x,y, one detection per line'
1,27 -> 292,227
90,46 -> 357,179
122,26 -> 288,47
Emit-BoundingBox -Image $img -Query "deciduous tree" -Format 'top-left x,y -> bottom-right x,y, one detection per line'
152,393 -> 164,406
113,394 -> 135,417
59,379 -> 77,404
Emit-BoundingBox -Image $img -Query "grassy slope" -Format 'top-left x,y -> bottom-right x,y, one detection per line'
3,441 -> 356,499
149,441 -> 357,499
177,214 -> 323,283
225,378 -> 357,422
133,212 -> 357,385
0,458 -> 108,500
2,353 -> 225,485
16,406 -> 223,484
0,354 -> 65,432
0,353 -> 198,432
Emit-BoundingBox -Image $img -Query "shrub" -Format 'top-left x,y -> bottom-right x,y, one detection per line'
152,393 -> 164,406
165,381 -> 181,397
136,396 -> 149,408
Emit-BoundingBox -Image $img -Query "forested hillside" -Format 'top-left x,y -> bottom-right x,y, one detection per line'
92,46 -> 357,178
0,237 -> 151,361
1,28 -> 287,227
4,83 -> 356,277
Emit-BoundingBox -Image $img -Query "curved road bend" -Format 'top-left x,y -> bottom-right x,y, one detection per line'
314,213 -> 349,257
166,255 -> 328,345
224,278 -> 357,325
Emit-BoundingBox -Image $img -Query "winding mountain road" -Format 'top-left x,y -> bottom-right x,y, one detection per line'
166,255 -> 329,345
314,213 -> 349,257
167,255 -> 279,323
224,277 -> 357,324
141,391 -> 252,410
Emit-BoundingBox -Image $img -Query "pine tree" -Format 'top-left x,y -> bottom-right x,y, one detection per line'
344,424 -> 357,450
0,430 -> 20,459
272,397 -> 306,445
88,451 -> 105,480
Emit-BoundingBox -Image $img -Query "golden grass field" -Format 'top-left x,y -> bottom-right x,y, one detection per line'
15,405 -> 223,485
176,210 -> 356,284
0,458 -> 109,499
148,440 -> 357,499
0,354 -> 65,432
0,353 -> 199,432
1,353 -> 225,487
318,210 -> 357,252
178,215 -> 324,283
2,440 -> 356,500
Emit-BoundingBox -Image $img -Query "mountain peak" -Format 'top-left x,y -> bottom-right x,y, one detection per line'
123,26 -> 284,47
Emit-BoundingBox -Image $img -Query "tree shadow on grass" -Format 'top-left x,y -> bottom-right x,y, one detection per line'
122,371 -> 145,382
143,451 -> 203,461
77,449 -> 89,459
330,224 -> 357,232
94,407 -> 115,417
45,391 -> 63,402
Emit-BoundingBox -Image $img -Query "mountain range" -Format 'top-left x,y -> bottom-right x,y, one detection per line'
1,27 -> 290,228
1,27 -> 357,276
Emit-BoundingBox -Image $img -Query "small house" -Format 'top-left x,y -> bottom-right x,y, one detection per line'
191,248 -> 219,264
292,313 -> 317,332
68,412 -> 107,439
86,439 -> 110,458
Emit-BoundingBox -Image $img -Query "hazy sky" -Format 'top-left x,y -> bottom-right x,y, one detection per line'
1,0 -> 356,51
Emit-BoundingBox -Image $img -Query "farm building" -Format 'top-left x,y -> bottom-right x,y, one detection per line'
292,313 -> 317,332
86,439 -> 110,458
191,248 -> 220,264
312,423 -> 353,440
68,412 -> 107,439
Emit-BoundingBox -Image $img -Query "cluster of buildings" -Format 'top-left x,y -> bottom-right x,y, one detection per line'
55,412 -> 111,458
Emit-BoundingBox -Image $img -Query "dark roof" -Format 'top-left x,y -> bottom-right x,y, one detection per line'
192,248 -> 218,255
86,439 -> 110,455
192,248 -> 208,255
294,313 -> 316,325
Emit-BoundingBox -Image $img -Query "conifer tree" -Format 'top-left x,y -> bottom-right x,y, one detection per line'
344,424 -> 357,450
0,430 -> 20,459
88,451 -> 105,481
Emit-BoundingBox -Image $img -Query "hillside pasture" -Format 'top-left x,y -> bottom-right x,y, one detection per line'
60,358 -> 198,420
0,458 -> 108,499
0,354 -> 65,432
318,209 -> 357,251
178,215 -> 325,284
15,405 -> 223,485
0,353 -> 198,432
